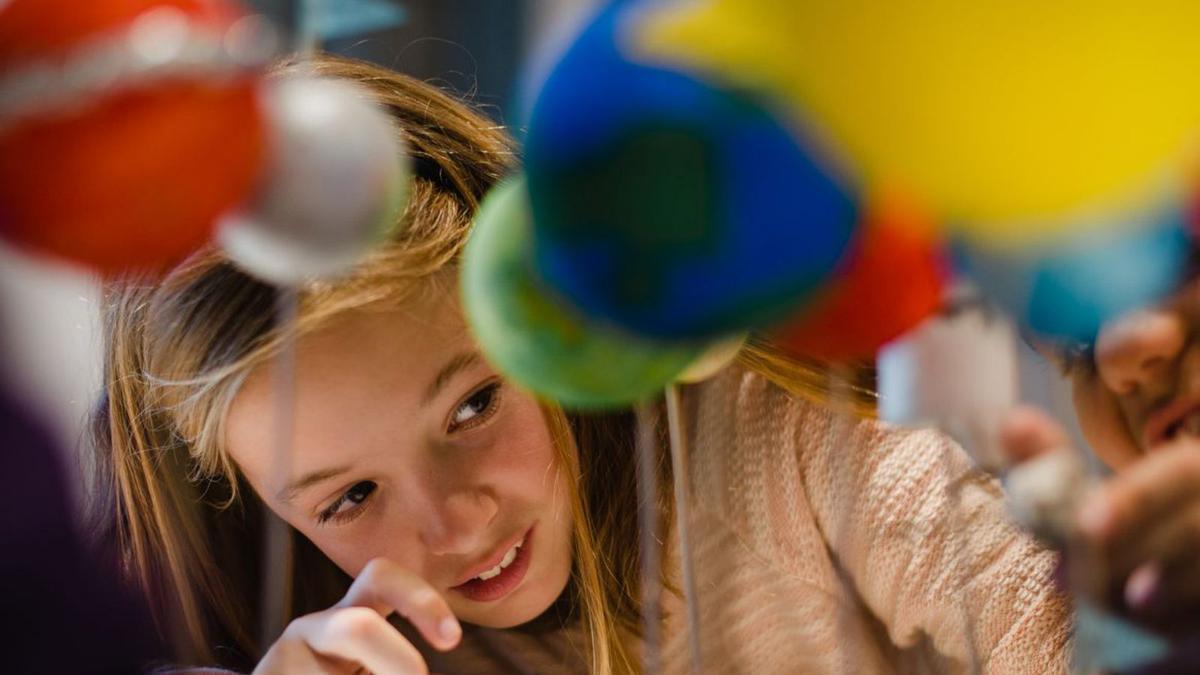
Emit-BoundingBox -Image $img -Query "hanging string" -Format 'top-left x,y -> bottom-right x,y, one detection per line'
635,400 -> 663,674
941,432 -> 983,674
827,362 -> 864,675
294,0 -> 321,58
256,0 -> 324,647
258,287 -> 300,646
664,382 -> 703,673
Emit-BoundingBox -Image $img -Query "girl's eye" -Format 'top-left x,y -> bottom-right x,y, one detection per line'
317,481 -> 377,525
449,381 -> 502,433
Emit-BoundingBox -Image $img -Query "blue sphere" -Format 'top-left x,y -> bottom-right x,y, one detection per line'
957,200 -> 1192,342
524,3 -> 858,339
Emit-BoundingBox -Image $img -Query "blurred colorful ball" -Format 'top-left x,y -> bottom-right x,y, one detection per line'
771,187 -> 947,361
218,75 -> 408,285
525,4 -> 858,340
957,196 -> 1192,341
635,0 -> 1200,246
461,177 -> 701,409
0,0 -> 266,275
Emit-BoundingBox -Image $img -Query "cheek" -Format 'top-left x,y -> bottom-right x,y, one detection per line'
482,400 -> 563,503
486,399 -> 575,561
1073,375 -> 1142,469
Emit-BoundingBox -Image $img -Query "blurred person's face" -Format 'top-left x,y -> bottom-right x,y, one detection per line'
225,286 -> 575,629
1049,282 -> 1200,470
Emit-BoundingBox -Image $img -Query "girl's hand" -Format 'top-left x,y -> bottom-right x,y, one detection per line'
253,558 -> 461,675
1001,406 -> 1200,632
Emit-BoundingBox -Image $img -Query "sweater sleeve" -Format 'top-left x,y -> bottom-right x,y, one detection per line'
797,407 -> 1073,672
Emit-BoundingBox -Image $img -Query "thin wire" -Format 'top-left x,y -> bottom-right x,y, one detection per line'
258,288 -> 299,647
294,0 -> 321,57
827,364 -> 862,675
941,439 -> 982,674
259,0 -> 315,650
635,400 -> 662,675
665,383 -> 703,673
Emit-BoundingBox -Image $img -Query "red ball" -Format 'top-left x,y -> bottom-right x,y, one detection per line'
771,187 -> 948,361
0,0 -> 266,275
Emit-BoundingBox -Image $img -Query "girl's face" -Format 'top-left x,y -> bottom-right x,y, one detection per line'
225,286 -> 575,629
1055,283 -> 1200,469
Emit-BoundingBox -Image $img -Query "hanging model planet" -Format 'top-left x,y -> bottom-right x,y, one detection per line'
524,3 -> 858,341
461,177 -> 702,408
0,0 -> 268,275
218,74 -> 409,285
771,187 -> 947,361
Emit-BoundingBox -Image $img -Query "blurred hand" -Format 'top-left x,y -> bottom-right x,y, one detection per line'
1001,406 -> 1200,633
253,558 -> 461,675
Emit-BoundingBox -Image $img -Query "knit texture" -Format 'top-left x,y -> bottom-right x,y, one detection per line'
655,365 -> 1071,674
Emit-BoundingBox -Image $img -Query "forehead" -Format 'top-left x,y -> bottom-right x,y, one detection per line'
224,287 -> 474,483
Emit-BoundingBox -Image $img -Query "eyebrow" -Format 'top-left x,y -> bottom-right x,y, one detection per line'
277,465 -> 352,504
423,351 -> 481,406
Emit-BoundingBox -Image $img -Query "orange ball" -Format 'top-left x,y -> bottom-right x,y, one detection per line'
0,0 -> 266,275
771,188 -> 948,361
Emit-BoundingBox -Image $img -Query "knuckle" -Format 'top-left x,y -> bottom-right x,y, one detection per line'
404,588 -> 443,617
281,612 -> 320,640
326,607 -> 380,645
358,557 -> 390,583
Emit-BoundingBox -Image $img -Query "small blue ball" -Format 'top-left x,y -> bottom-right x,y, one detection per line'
957,200 -> 1191,342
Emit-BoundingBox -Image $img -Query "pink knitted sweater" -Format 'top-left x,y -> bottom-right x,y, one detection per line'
424,366 -> 1072,674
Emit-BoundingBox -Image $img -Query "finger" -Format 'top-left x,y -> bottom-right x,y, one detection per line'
338,558 -> 461,651
1107,500 -> 1200,583
999,405 -> 1073,464
253,636 -> 339,675
291,607 -> 429,675
1077,441 -> 1200,541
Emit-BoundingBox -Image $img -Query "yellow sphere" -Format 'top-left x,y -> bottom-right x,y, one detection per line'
635,0 -> 1200,245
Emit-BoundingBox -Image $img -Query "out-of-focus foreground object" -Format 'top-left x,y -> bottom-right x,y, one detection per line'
218,72 -> 410,285
0,0 -> 270,275
463,177 -> 701,408
524,4 -> 859,341
771,186 -> 948,361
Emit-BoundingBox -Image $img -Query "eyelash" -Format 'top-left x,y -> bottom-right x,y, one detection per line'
317,481 -> 377,526
313,382 -> 502,526
447,380 -> 502,433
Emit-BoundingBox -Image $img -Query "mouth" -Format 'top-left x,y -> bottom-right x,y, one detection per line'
1143,399 -> 1200,449
449,524 -> 534,603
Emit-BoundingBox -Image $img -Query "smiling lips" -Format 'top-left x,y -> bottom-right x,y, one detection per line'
450,525 -> 533,603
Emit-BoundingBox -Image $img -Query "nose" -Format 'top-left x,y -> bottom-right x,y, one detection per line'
1095,308 -> 1187,396
418,487 -> 499,557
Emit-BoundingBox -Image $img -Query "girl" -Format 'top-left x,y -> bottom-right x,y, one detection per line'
92,55 -> 1069,674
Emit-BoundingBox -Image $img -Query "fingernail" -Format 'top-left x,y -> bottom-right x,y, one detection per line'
440,616 -> 461,643
1125,563 -> 1161,611
1077,497 -> 1111,538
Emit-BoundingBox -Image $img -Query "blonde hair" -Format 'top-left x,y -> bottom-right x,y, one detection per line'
90,54 -> 873,674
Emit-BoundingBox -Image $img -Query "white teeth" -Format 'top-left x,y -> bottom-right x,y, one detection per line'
472,537 -> 524,582
476,564 -> 503,581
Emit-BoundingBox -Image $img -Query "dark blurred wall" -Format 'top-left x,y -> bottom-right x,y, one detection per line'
245,0 -> 528,123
